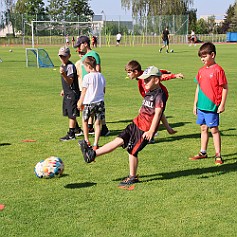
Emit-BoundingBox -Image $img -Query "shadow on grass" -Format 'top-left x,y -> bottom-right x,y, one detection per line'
157,127 -> 236,143
0,143 -> 11,146
140,160 -> 237,182
64,182 -> 97,189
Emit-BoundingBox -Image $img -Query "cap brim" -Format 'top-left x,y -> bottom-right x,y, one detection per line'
73,43 -> 81,48
138,74 -> 153,80
58,53 -> 68,56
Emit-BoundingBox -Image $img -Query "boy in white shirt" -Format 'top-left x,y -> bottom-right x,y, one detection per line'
77,56 -> 106,150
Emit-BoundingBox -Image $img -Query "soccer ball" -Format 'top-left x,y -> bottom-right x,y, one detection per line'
9,49 -> 12,52
34,156 -> 64,178
170,49 -> 174,53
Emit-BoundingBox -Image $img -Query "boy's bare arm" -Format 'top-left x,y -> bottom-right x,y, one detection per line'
60,66 -> 73,85
217,84 -> 228,113
143,107 -> 163,141
193,85 -> 199,115
77,88 -> 87,110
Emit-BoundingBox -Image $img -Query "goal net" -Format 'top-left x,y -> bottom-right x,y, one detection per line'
31,21 -> 102,47
26,48 -> 54,68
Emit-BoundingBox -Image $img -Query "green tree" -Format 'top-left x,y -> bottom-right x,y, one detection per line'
46,0 -> 68,21
196,18 -> 208,34
121,0 -> 193,17
221,3 -> 235,33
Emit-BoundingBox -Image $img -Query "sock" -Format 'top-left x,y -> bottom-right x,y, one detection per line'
69,128 -> 75,135
75,122 -> 80,129
200,150 -> 206,154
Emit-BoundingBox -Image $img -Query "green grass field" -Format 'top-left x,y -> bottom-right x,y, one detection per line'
0,43 -> 237,237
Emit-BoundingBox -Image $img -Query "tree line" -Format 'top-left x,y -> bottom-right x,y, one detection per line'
0,0 -> 237,36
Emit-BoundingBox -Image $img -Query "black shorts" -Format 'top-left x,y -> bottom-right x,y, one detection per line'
63,93 -> 79,119
118,122 -> 148,157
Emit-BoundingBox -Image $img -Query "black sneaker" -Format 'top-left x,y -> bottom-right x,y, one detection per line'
75,128 -> 83,137
119,175 -> 139,186
101,125 -> 110,136
78,140 -> 96,163
60,133 -> 75,141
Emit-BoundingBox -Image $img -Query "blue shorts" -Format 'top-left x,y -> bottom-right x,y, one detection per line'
196,109 -> 219,127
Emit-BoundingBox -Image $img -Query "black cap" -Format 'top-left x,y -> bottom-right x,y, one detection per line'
74,36 -> 90,47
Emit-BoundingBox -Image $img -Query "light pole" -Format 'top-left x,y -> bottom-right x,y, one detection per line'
101,10 -> 106,35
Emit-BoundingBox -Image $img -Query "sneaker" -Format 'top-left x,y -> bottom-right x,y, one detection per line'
159,48 -> 162,53
78,140 -> 96,163
119,175 -> 140,186
88,127 -> 95,135
60,133 -> 75,141
189,152 -> 208,160
166,50 -> 169,53
101,126 -> 110,136
215,156 -> 224,166
75,128 -> 83,137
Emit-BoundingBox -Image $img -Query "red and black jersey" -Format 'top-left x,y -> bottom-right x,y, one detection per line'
133,87 -> 166,132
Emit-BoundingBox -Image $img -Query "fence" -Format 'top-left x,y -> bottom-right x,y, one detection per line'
0,34 -> 228,47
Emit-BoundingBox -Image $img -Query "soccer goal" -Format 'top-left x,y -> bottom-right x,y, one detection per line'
25,48 -> 54,68
30,20 -> 102,48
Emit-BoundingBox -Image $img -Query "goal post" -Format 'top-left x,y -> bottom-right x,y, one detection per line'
26,48 -> 54,68
31,20 -> 102,48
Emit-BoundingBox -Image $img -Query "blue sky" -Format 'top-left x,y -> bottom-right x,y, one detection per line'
89,0 -> 235,19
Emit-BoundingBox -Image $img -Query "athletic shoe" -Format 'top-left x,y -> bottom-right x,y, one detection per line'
189,152 -> 208,160
88,128 -> 95,135
159,48 -> 162,53
75,128 -> 83,137
78,140 -> 96,163
119,175 -> 140,186
60,133 -> 75,141
101,125 -> 110,136
215,156 -> 224,166
166,50 -> 169,53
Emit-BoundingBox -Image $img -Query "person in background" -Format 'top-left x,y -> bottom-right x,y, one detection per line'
116,32 -> 122,46
159,27 -> 170,53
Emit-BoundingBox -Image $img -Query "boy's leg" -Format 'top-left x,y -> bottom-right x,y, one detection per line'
82,118 -> 89,144
189,124 -> 208,159
129,154 -> 138,177
200,124 -> 209,152
210,126 -> 221,156
60,118 -> 76,141
161,114 -> 177,134
93,118 -> 101,148
79,137 -> 123,163
96,137 -> 124,156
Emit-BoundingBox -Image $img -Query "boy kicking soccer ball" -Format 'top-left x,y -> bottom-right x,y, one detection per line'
78,66 -> 166,186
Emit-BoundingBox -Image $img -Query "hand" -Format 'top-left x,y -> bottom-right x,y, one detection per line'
60,90 -> 64,96
142,131 -> 153,141
217,105 -> 225,114
175,73 -> 184,79
77,101 -> 84,111
60,66 -> 65,75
